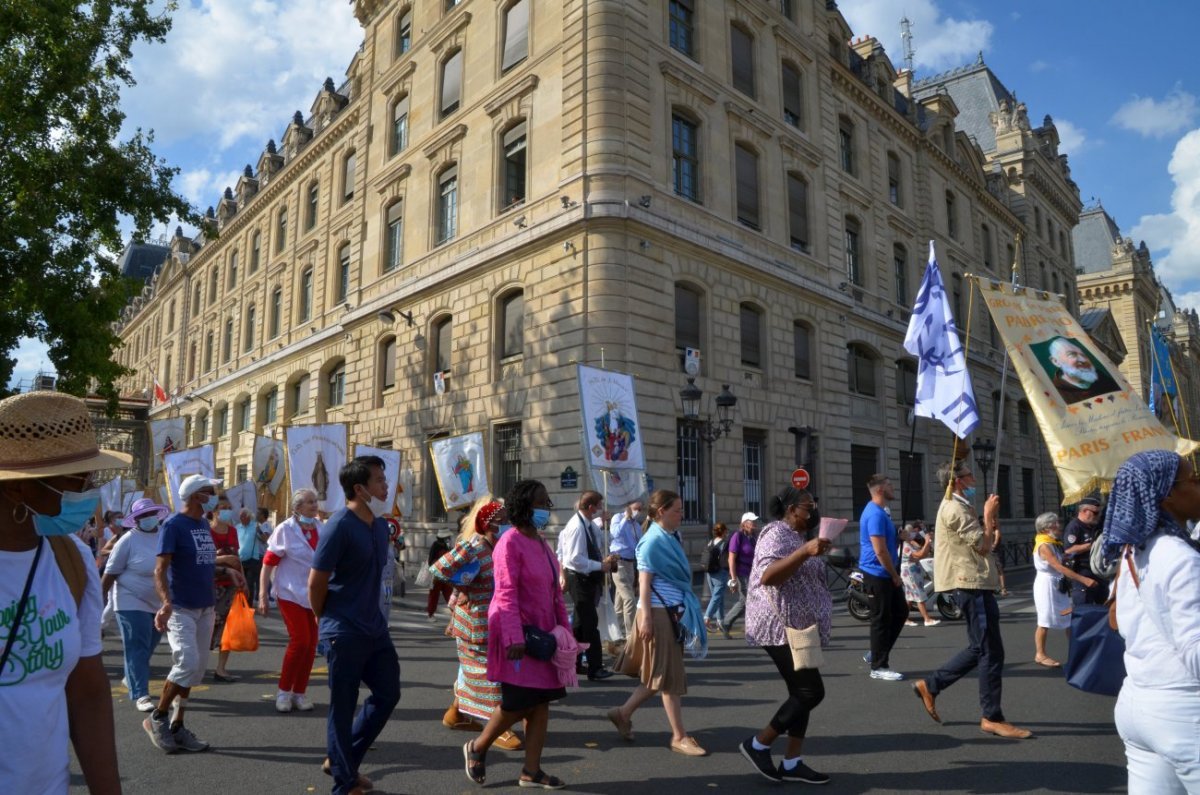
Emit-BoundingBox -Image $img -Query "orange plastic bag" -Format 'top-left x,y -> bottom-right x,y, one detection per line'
221,591 -> 259,652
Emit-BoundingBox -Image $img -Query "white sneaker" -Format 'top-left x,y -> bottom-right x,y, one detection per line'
275,692 -> 294,713
924,619 -> 942,627
135,696 -> 156,712
870,668 -> 906,681
904,620 -> 919,627
291,693 -> 314,712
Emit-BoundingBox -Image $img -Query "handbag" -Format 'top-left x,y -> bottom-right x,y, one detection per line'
1065,547 -> 1132,697
220,591 -> 260,652
521,538 -> 561,661
763,581 -> 823,670
415,564 -> 433,589
650,584 -> 686,645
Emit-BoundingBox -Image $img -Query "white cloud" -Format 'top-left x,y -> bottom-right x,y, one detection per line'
1054,119 -> 1087,156
1029,59 -> 1049,73
179,167 -> 244,208
839,0 -> 993,73
1130,128 -> 1200,300
1111,87 -> 1199,139
1176,291 -> 1200,313
6,338 -> 54,391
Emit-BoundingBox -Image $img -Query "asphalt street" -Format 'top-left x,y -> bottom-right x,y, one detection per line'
73,566 -> 1124,795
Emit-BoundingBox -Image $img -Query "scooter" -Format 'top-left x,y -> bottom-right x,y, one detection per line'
846,557 -> 962,621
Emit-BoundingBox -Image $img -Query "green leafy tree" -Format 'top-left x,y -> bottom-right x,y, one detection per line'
0,0 -> 193,403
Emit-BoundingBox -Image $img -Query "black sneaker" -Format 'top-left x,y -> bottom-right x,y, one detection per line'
739,737 -> 782,782
779,761 -> 830,784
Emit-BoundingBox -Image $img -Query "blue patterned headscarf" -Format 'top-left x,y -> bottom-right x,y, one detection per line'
1102,450 -> 1190,560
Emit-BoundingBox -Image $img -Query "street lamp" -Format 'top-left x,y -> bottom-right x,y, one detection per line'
679,378 -> 737,523
971,437 -> 996,495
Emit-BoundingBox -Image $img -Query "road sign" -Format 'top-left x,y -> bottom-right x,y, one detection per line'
791,468 -> 810,490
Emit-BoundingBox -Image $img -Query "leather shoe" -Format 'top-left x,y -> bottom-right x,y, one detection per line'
980,718 -> 1032,739
670,736 -> 707,756
494,729 -> 523,751
912,679 -> 940,724
607,707 -> 633,741
588,668 -> 615,681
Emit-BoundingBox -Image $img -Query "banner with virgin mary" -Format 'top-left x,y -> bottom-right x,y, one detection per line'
577,364 -> 644,471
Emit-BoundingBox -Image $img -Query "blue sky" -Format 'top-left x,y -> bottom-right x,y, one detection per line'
10,0 -> 1200,387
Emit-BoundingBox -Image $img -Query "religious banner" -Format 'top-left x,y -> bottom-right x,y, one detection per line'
976,278 -> 1198,502
429,432 -> 489,510
99,476 -> 123,514
252,435 -> 286,495
225,481 -> 257,520
356,445 -> 403,517
286,424 -> 348,514
577,364 -> 644,471
590,467 -> 647,507
163,445 -> 216,510
397,467 -> 414,517
121,490 -> 145,514
149,418 -> 186,475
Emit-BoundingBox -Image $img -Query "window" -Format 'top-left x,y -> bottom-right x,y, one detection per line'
433,316 -> 453,378
1034,206 -> 1042,237
951,273 -> 963,321
1022,467 -> 1036,518
440,50 -> 463,118
269,287 -> 282,338
671,114 -> 699,202
328,362 -> 346,407
436,165 -> 458,244
390,95 -> 409,157
668,0 -> 694,57
342,150 -> 356,203
306,183 -> 319,230
445,0 -> 461,8
167,300 -> 175,332
238,397 -> 251,432
778,0 -> 794,19
848,344 -> 877,397
787,173 -> 809,252
782,62 -> 802,127
735,144 -> 760,229
793,321 -> 811,379
502,121 -> 527,209
743,431 -> 765,517
500,290 -> 524,358
227,252 -> 238,291
494,422 -> 522,500
222,318 -> 233,363
1007,243 -> 1016,271
299,268 -> 313,322
899,452 -> 925,520
216,405 -> 228,438
945,191 -> 958,239
290,375 -> 311,416
839,117 -> 855,174
676,420 -> 703,522
275,206 -> 288,253
998,465 -> 1012,519
674,283 -> 702,352
740,303 -> 763,368
501,0 -> 529,72
236,464 -> 248,484
263,387 -> 278,424
730,24 -> 755,98
383,202 -> 403,273
396,8 -> 412,55
845,216 -> 862,286
981,223 -> 994,269
380,337 -> 397,391
192,283 -> 202,313
209,267 -> 219,303
850,444 -> 878,509
197,412 -> 208,443
896,358 -> 917,406
203,331 -> 214,372
244,305 -> 255,352
1018,400 -> 1032,435
337,243 -> 352,299
887,152 -> 901,206
992,391 -> 1007,431
187,342 -> 197,381
894,243 -> 909,304
250,231 -> 260,272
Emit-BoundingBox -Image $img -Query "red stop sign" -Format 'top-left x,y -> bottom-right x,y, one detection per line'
791,468 -> 810,490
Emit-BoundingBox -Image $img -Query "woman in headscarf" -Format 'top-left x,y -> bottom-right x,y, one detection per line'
432,494 -> 521,750
1030,512 -> 1096,667
1106,450 -> 1200,794
608,489 -> 709,757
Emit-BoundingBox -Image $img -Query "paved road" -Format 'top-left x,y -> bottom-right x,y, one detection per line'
73,566 -> 1124,794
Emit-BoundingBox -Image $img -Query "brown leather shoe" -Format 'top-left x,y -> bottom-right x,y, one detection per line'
494,729 -> 524,751
670,736 -> 707,756
912,680 -> 941,724
442,703 -> 483,731
607,707 -> 634,741
980,718 -> 1032,739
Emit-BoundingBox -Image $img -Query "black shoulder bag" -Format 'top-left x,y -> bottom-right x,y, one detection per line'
0,538 -> 45,678
522,539 -> 560,661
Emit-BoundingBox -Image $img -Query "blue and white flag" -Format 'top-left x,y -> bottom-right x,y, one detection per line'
1149,325 -> 1177,417
902,241 -> 980,439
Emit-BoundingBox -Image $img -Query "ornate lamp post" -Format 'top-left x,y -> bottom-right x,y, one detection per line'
971,437 -> 996,496
679,378 -> 737,523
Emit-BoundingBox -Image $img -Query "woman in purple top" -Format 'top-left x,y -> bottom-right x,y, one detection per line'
738,485 -> 833,785
464,479 -> 570,790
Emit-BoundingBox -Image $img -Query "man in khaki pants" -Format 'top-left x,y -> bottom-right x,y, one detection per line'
607,500 -> 643,641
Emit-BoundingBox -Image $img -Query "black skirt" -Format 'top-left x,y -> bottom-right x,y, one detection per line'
500,682 -> 567,712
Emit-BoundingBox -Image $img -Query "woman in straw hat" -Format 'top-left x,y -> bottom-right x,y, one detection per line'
0,391 -> 130,794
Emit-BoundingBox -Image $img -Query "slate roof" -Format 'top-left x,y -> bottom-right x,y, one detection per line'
912,56 -> 1013,153
1079,307 -> 1109,331
118,242 -> 170,282
1072,206 -> 1122,274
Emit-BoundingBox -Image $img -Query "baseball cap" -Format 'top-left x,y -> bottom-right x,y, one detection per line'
741,512 -> 759,524
179,473 -> 222,503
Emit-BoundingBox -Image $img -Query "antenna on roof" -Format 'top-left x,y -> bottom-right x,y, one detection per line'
900,16 -> 915,75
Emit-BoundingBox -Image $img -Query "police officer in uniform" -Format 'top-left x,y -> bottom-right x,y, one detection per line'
1062,497 -> 1107,604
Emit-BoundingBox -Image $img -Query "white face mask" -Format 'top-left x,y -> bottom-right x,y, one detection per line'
368,496 -> 391,518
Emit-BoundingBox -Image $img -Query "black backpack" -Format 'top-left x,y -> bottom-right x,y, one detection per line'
705,537 -> 728,573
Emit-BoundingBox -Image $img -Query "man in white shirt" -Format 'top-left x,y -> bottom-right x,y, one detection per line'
560,490 -> 618,680
608,500 -> 643,641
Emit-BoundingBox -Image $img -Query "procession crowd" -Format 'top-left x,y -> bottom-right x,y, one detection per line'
1,390 -> 1199,794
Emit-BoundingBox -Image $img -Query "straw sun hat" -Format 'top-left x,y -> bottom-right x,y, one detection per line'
0,392 -> 131,481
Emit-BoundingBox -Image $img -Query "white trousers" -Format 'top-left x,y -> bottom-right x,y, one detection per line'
1116,683 -> 1200,794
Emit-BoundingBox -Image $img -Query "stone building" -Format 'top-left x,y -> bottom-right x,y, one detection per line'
115,1 -> 1081,547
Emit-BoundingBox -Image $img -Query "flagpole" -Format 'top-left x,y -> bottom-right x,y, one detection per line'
991,235 -> 1022,498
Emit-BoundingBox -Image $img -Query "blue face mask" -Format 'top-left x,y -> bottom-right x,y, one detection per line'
297,514 -> 317,526
531,508 -> 551,530
137,516 -> 160,532
201,493 -> 219,513
217,509 -> 234,523
962,486 -> 977,500
30,484 -> 101,537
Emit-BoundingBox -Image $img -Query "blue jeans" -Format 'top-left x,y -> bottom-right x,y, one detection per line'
925,589 -> 1005,721
115,609 -> 162,700
325,632 -> 401,795
704,573 -> 728,622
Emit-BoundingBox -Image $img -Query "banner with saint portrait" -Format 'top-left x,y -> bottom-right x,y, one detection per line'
286,424 -> 348,515
976,278 -> 1198,502
577,364 -> 644,471
429,432 -> 489,510
252,435 -> 287,496
149,418 -> 186,475
590,467 -> 647,507
163,445 -> 216,510
355,445 -> 403,517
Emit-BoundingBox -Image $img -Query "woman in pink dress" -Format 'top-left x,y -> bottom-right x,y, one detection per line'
463,479 -> 571,790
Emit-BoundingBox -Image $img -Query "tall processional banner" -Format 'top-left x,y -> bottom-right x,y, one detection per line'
429,432 -> 489,510
163,445 -> 216,510
355,445 -> 403,517
976,278 -> 1198,502
577,364 -> 644,471
286,424 -> 348,514
225,481 -> 258,521
252,435 -> 287,495
149,418 -> 186,475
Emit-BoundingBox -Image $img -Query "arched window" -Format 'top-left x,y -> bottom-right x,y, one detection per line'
306,182 -> 319,230
781,61 -> 802,128
222,317 -> 234,363
289,374 -> 311,418
384,203 -> 403,272
670,112 -> 700,202
501,120 -> 527,210
844,216 -> 862,286
847,344 -> 878,397
250,231 -> 261,272
887,151 -> 902,205
436,165 -> 458,244
390,95 -> 409,157
735,143 -> 760,230
342,150 -> 356,203
893,243 -> 909,304
187,341 -> 197,381
838,116 -> 855,174
380,336 -> 397,392
228,251 -> 238,289
167,299 -> 176,332
945,191 -> 958,239
261,387 -> 278,425
195,410 -> 209,444
499,290 -> 524,359
395,7 -> 412,56
501,0 -> 530,72
793,321 -> 812,380
337,242 -> 352,299
269,286 -> 282,338
432,315 -> 453,384
275,205 -> 288,252
981,223 -> 994,269
327,361 -> 346,407
243,304 -> 256,352
299,268 -> 313,322
730,23 -> 755,98
896,358 -> 917,406
739,302 -> 763,368
674,282 -> 703,355
787,172 -> 809,252
440,49 -> 463,118
203,330 -> 214,372
209,267 -> 219,303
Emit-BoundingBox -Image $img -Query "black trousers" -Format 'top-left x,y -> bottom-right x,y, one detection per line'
566,569 -> 603,673
926,589 -> 1005,721
763,645 -> 825,738
862,571 -> 908,670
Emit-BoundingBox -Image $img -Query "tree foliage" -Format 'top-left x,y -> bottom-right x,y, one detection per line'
0,0 -> 193,403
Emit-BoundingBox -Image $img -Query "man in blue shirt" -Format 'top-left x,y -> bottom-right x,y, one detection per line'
858,473 -> 908,681
608,499 -> 643,641
309,456 -> 399,795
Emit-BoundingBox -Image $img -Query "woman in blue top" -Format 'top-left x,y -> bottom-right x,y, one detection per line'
608,489 -> 708,756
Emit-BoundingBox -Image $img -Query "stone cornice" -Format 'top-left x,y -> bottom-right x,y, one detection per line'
659,59 -> 719,105
724,101 -> 775,140
484,74 -> 540,116
830,65 -> 920,148
378,60 -> 417,98
422,124 -> 468,160
429,11 -> 472,56
371,162 -> 411,193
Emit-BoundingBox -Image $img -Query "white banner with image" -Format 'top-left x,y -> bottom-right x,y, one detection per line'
286,424 -> 348,514
163,445 -> 216,510
578,364 -> 644,471
149,418 -> 186,475
429,432 -> 489,510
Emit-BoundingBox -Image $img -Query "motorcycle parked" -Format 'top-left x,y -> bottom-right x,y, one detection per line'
846,556 -> 962,621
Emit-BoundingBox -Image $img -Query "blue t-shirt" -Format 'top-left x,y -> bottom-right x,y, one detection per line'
312,507 -> 389,639
236,522 -> 264,562
158,513 -> 217,609
858,502 -> 898,578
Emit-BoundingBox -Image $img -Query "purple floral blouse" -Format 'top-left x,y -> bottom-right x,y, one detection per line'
744,521 -> 833,648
